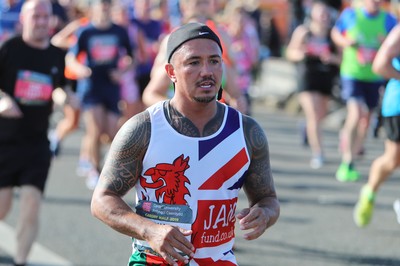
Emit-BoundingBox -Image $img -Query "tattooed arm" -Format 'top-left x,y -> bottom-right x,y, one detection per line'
237,115 -> 280,240
91,111 -> 194,265
91,110 -> 151,236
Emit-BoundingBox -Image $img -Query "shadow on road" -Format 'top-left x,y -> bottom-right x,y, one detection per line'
260,240 -> 400,266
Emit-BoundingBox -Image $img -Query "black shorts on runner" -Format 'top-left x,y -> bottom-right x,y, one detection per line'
0,142 -> 52,192
383,116 -> 400,142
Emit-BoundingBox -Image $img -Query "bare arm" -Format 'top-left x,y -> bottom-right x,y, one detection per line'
91,111 -> 194,264
372,24 -> 400,80
91,111 -> 151,236
142,65 -> 171,107
217,27 -> 247,114
286,25 -> 308,62
238,115 -> 280,240
331,27 -> 356,49
223,64 -> 248,114
51,19 -> 82,50
65,52 -> 91,79
142,35 -> 171,107
0,89 -> 22,118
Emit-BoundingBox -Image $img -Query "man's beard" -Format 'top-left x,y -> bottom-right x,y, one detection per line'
193,95 -> 216,103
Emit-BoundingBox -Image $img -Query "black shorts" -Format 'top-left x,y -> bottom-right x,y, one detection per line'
0,141 -> 52,192
383,116 -> 400,142
296,67 -> 337,96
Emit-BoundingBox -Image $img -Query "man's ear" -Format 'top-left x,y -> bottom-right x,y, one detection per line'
165,63 -> 177,83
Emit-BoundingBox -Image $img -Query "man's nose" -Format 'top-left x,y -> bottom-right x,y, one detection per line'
200,62 -> 213,76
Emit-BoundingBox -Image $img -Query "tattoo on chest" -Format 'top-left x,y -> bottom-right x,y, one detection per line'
169,106 -> 200,136
165,102 -> 223,137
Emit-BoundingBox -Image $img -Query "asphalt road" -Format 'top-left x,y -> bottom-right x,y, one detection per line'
1,99 -> 399,266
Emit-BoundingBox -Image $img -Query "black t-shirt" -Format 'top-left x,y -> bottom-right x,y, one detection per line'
73,23 -> 132,78
0,36 -> 66,143
301,30 -> 339,74
323,0 -> 342,11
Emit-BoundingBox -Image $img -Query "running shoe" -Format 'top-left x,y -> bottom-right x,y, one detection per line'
393,199 -> 400,224
86,170 -> 99,190
76,159 -> 93,177
353,185 -> 375,227
49,130 -> 61,157
336,162 -> 360,182
310,155 -> 324,169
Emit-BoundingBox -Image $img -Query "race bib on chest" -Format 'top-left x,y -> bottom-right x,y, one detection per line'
134,200 -> 193,260
14,70 -> 53,105
136,200 -> 193,225
357,47 -> 378,65
306,40 -> 330,57
89,35 -> 118,64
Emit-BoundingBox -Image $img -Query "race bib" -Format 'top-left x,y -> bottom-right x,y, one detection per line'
89,35 -> 118,64
357,47 -> 378,65
14,70 -> 53,105
306,41 -> 330,57
134,200 -> 193,260
136,200 -> 193,225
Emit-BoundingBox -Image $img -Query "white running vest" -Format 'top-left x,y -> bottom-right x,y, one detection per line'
133,101 -> 250,265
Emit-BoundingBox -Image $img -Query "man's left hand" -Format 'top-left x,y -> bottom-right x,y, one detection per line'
236,206 -> 269,240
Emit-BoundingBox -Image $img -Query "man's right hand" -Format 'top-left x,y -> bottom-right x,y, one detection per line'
0,92 -> 23,118
145,224 -> 195,265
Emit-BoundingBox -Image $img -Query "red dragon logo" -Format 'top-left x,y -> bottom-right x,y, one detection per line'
140,154 -> 191,205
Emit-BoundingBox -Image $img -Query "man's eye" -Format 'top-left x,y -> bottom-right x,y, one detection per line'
189,61 -> 199,66
210,59 -> 220,65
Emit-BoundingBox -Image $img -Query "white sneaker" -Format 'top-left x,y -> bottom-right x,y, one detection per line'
393,199 -> 400,224
48,129 -> 61,157
76,160 -> 93,177
85,170 -> 99,190
310,155 -> 324,169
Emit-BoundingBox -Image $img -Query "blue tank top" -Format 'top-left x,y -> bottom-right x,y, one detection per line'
382,57 -> 400,117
